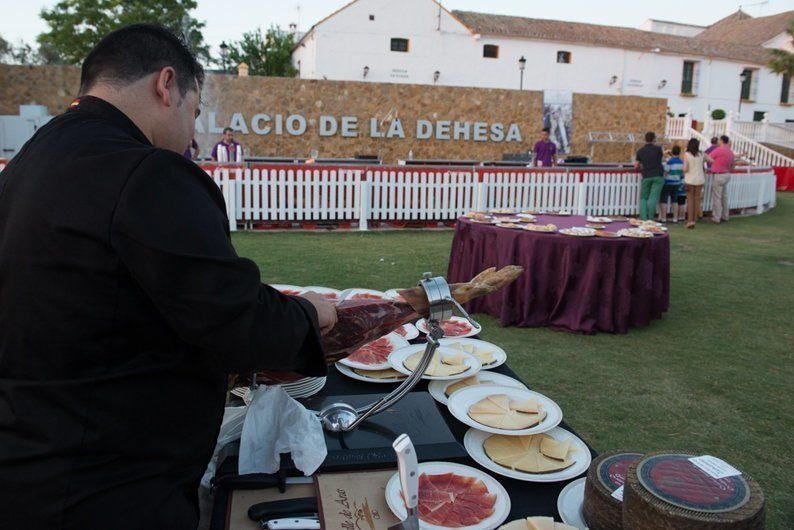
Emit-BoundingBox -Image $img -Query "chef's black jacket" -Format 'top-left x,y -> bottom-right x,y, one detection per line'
0,96 -> 326,529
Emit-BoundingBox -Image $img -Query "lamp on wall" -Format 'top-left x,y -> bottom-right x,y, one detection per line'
433,70 -> 440,84
738,71 -> 748,115
609,75 -> 618,86
219,41 -> 229,73
658,79 -> 667,90
363,65 -> 370,79
518,56 -> 527,90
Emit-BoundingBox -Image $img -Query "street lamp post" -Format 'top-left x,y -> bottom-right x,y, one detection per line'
738,71 -> 748,118
219,41 -> 229,73
518,55 -> 527,90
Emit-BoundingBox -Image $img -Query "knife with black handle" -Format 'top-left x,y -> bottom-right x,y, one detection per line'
248,497 -> 319,521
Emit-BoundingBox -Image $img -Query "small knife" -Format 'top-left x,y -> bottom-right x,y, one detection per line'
248,496 -> 318,521
388,434 -> 420,530
264,517 -> 320,529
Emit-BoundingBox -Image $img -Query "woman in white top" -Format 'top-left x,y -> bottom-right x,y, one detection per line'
682,138 -> 714,229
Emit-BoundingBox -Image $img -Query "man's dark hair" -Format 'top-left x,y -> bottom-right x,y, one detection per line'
671,145 -> 681,155
542,127 -> 550,133
720,135 -> 730,144
645,131 -> 655,143
223,127 -> 233,134
79,23 -> 204,97
710,137 -> 718,145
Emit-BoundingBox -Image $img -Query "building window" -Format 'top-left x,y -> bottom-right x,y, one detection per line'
483,44 -> 499,58
782,74 -> 791,104
753,111 -> 766,122
741,68 -> 754,100
557,51 -> 571,64
369,14 -> 375,21
681,61 -> 696,94
390,38 -> 409,52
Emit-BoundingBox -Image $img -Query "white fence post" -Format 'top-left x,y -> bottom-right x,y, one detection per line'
576,173 -> 586,216
358,177 -> 369,231
756,175 -> 766,215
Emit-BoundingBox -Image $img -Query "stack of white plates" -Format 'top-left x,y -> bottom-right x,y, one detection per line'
277,376 -> 327,399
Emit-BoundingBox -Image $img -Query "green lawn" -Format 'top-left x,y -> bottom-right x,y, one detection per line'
233,194 -> 794,528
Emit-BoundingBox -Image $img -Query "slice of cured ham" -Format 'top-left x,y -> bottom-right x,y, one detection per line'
414,472 -> 496,527
344,336 -> 395,365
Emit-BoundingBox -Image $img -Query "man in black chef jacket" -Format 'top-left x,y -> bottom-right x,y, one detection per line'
0,24 -> 337,529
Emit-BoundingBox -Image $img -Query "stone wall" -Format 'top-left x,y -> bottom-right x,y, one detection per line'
0,64 -> 668,163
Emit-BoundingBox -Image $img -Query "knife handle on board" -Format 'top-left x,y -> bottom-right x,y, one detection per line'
265,517 -> 320,530
393,434 -> 419,512
248,497 -> 319,521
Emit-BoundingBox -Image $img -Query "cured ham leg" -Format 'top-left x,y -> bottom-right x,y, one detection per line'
243,266 -> 523,385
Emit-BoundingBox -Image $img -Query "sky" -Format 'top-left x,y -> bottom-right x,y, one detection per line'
1,0 -> 792,56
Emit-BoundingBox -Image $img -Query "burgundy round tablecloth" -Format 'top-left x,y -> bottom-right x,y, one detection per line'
447,215 -> 670,334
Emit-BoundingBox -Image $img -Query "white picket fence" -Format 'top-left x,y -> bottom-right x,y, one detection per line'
204,165 -> 777,231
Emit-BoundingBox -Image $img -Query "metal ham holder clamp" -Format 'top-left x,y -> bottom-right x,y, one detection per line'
316,272 -> 481,433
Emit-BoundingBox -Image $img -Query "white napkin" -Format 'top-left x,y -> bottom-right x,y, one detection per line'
239,385 -> 328,476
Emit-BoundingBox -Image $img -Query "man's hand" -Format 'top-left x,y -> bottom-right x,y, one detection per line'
299,291 -> 338,335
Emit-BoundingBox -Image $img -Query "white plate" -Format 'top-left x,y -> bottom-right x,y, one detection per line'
334,362 -> 408,384
269,284 -> 304,296
391,323 -> 419,341
428,371 -> 527,405
416,317 -> 480,338
559,227 -> 596,237
463,427 -> 591,483
338,333 -> 411,370
384,288 -> 407,302
299,286 -> 342,301
438,338 -> 507,370
447,385 -> 562,435
557,477 -> 587,529
385,461 -> 511,530
586,216 -> 613,224
340,288 -> 390,301
517,213 -> 537,221
388,345 -> 482,381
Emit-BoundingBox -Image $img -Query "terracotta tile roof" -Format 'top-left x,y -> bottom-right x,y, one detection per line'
695,10 -> 793,46
452,10 -> 776,65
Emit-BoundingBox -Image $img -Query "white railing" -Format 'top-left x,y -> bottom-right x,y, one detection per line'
202,165 -> 778,230
665,115 -> 691,140
732,120 -> 794,149
729,130 -> 792,167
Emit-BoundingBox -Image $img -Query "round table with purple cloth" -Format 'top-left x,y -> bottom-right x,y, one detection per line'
447,215 -> 670,334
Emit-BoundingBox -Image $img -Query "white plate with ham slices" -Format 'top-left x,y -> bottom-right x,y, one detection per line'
416,317 -> 479,338
447,385 -> 562,436
299,286 -> 342,303
337,333 -> 411,370
389,345 -> 481,381
391,323 -> 419,341
464,427 -> 591,483
385,461 -> 511,530
339,288 -> 391,302
269,284 -> 304,296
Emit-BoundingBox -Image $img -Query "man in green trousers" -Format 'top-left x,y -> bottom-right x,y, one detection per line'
634,131 -> 665,220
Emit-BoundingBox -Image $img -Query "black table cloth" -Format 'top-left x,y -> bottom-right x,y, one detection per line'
447,216 -> 670,334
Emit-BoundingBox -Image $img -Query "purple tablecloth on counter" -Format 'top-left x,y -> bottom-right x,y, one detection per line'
447,215 -> 670,334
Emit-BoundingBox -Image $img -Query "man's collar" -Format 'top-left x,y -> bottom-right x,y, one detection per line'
67,96 -> 152,146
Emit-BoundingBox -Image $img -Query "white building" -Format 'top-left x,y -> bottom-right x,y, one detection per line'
292,1 -> 794,123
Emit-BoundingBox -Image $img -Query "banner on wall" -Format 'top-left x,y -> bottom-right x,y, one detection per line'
543,90 -> 573,155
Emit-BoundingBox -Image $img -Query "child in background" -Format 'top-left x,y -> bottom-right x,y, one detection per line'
676,168 -> 687,222
660,145 -> 684,223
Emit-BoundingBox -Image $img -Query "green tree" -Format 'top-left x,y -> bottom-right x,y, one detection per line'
226,26 -> 297,77
767,19 -> 794,79
37,0 -> 210,66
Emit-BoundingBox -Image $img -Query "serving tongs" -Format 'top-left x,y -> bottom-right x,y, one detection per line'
314,272 -> 481,433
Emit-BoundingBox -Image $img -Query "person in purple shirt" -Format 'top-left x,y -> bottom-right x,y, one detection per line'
704,137 -> 718,170
211,127 -> 243,162
182,138 -> 199,160
533,128 -> 557,167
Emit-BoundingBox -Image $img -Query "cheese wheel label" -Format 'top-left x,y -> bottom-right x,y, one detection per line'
637,454 -> 751,513
597,452 -> 643,492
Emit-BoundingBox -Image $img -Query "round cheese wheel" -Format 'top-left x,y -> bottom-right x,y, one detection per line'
583,450 -> 644,530
623,452 -> 765,530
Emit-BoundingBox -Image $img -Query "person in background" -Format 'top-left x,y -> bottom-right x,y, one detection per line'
183,138 -> 199,160
659,145 -> 684,223
709,135 -> 735,224
211,127 -> 242,162
704,137 -> 718,167
533,127 -> 557,167
634,131 -> 665,221
682,138 -> 713,229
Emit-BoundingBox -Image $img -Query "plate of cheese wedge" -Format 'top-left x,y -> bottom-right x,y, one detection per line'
438,338 -> 506,370
448,386 -> 562,435
464,427 -> 591,483
428,371 -> 527,405
499,515 -> 579,530
389,345 -> 481,380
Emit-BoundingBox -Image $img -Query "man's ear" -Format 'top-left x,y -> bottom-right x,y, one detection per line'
154,67 -> 178,107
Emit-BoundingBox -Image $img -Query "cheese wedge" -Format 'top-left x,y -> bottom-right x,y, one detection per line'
469,394 -> 511,414
474,347 -> 496,365
509,398 -> 539,413
469,396 -> 545,430
444,376 -> 481,397
442,352 -> 466,365
403,351 -> 469,377
540,437 -> 571,461
353,367 -> 406,379
528,517 -> 555,530
484,434 -> 575,474
498,518 -> 577,530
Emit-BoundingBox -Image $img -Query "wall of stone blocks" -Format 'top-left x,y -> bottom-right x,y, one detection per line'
0,64 -> 667,163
